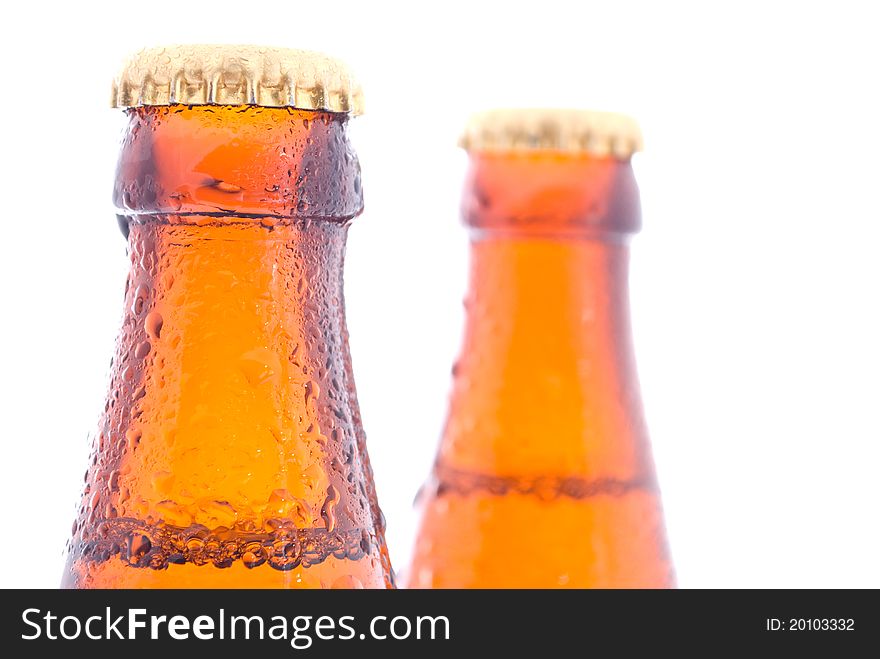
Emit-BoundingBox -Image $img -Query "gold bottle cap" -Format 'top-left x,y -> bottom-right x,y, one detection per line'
112,44 -> 364,114
460,108 -> 643,159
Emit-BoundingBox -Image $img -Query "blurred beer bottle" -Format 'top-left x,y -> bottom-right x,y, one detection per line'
62,45 -> 393,588
408,110 -> 674,588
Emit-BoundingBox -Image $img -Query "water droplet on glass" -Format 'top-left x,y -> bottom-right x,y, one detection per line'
242,543 -> 266,569
131,284 -> 150,316
185,537 -> 205,553
144,312 -> 163,340
321,484 -> 339,532
127,533 -> 151,564
199,500 -> 237,527
304,380 -> 320,405
126,429 -> 141,451
212,180 -> 242,193
268,539 -> 301,571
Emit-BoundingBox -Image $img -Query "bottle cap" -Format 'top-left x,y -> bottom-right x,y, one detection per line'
112,44 -> 363,114
460,109 -> 642,159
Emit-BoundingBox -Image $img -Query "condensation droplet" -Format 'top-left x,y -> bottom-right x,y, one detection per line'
126,429 -> 142,451
321,484 -> 339,533
304,380 -> 319,405
242,543 -> 267,569
144,311 -> 163,340
266,489 -> 311,526
268,539 -> 301,571
131,284 -> 150,316
127,533 -> 152,564
212,180 -> 242,193
199,500 -> 237,527
185,537 -> 205,554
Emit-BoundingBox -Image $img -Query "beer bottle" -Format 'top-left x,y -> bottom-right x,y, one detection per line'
62,45 -> 393,588
408,110 -> 674,588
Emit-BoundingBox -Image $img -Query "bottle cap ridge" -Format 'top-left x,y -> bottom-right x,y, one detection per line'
460,109 -> 642,159
112,44 -> 364,114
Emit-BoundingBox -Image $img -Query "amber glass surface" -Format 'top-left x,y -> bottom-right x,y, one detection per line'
408,151 -> 674,588
62,106 -> 393,588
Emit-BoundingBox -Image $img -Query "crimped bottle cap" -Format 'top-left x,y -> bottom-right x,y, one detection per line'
112,44 -> 364,114
460,108 -> 643,159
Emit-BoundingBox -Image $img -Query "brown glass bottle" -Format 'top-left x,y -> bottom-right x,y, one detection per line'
62,46 -> 393,588
408,110 -> 674,588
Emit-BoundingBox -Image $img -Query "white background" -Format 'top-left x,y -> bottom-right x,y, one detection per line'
1,0 -> 878,588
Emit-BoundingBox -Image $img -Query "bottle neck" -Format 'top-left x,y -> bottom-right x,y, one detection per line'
108,106 -> 370,530
437,153 -> 652,484
115,220 -> 368,530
